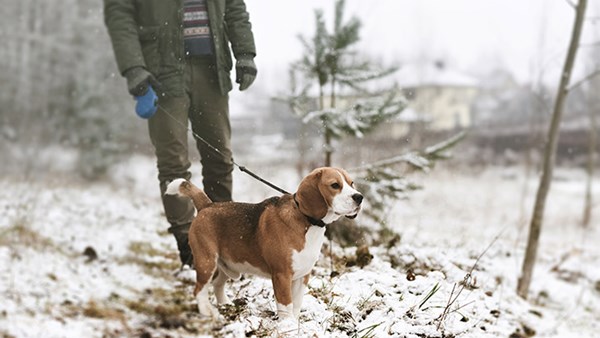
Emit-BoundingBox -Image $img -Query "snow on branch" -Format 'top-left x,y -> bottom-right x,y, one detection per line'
350,131 -> 467,224
302,90 -> 407,139
352,131 -> 467,174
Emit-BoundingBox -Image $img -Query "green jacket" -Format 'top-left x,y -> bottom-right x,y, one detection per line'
104,0 -> 256,96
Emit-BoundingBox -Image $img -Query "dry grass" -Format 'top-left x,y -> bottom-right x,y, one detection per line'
82,300 -> 126,320
0,331 -> 17,338
118,241 -> 180,278
0,223 -> 56,252
0,193 -> 61,253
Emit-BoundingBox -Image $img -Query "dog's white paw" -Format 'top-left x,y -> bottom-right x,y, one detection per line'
197,301 -> 219,318
196,286 -> 219,318
215,291 -> 231,305
275,316 -> 299,337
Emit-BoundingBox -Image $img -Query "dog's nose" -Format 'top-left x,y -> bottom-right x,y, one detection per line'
352,193 -> 363,205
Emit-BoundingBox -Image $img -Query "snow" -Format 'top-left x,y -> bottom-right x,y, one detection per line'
1,156 -> 599,337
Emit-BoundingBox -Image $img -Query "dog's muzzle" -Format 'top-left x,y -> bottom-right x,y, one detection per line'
345,193 -> 363,219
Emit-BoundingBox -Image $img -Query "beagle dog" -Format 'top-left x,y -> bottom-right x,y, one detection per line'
165,167 -> 363,319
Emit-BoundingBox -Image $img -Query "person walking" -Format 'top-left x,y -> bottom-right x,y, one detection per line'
103,0 -> 257,268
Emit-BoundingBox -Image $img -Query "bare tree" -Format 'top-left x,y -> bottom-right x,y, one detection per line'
517,0 -> 588,299
582,88 -> 597,227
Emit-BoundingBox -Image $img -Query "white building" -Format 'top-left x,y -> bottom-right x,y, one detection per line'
395,62 -> 479,134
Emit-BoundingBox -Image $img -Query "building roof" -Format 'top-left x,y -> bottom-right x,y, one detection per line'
396,63 -> 479,88
393,107 -> 431,123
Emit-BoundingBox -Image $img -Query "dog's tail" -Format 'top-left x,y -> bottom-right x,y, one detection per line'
165,179 -> 212,210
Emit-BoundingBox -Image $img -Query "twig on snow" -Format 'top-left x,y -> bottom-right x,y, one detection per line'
436,226 -> 508,330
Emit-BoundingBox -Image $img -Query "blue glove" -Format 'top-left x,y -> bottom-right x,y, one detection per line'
134,85 -> 158,119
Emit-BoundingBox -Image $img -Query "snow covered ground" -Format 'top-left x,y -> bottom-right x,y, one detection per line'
1,155 -> 599,337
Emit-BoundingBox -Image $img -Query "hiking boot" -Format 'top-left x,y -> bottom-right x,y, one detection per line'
168,222 -> 193,267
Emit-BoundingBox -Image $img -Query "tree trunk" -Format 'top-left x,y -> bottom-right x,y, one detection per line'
16,0 -> 33,117
325,76 -> 337,167
324,129 -> 332,167
582,100 -> 596,227
517,0 -> 587,299
318,84 -> 333,167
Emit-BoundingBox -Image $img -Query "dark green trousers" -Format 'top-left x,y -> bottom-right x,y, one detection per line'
148,57 -> 233,228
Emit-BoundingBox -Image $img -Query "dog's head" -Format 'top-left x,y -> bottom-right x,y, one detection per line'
295,167 -> 363,223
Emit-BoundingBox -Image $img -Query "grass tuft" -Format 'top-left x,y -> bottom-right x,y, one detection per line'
308,280 -> 338,306
417,282 -> 441,310
218,297 -> 249,321
355,321 -> 384,338
0,223 -> 56,251
82,300 -> 125,321
119,241 -> 180,277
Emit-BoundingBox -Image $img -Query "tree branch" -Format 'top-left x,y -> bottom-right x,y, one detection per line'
568,68 -> 600,91
349,131 -> 466,173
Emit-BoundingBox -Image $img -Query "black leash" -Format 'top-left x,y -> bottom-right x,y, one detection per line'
157,104 -> 291,195
158,105 -> 325,228
237,165 -> 290,195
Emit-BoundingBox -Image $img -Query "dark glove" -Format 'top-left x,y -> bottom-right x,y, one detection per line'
235,56 -> 257,91
124,66 -> 161,96
134,85 -> 158,119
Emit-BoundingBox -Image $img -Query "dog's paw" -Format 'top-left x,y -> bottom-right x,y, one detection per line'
275,316 -> 299,337
198,301 -> 219,318
196,286 -> 219,319
215,292 -> 231,305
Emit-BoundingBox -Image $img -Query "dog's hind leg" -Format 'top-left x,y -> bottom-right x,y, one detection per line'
193,255 -> 219,318
217,259 -> 242,280
212,268 -> 231,305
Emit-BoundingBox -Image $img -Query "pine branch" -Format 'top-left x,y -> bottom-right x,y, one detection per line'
301,89 -> 406,139
351,131 -> 467,173
350,132 -> 466,224
424,130 -> 468,159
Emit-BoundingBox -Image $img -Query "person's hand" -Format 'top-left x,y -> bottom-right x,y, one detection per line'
124,66 -> 161,96
135,85 -> 158,119
235,56 -> 257,91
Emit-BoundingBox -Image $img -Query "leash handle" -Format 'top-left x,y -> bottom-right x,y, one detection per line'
238,166 -> 290,195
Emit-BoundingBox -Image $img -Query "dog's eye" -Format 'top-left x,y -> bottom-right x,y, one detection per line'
331,183 -> 341,189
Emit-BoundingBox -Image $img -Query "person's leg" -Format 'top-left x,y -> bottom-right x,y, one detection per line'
186,58 -> 233,202
148,94 -> 195,266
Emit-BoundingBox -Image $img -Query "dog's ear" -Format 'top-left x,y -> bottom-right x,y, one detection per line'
296,168 -> 328,220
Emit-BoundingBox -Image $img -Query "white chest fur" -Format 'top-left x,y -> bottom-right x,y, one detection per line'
291,226 -> 326,279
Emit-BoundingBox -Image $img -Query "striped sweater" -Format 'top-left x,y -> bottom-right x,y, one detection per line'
183,0 -> 214,56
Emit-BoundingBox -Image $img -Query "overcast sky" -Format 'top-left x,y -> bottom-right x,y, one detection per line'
243,0 -> 599,94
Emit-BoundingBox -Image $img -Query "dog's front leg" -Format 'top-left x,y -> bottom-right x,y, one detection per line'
272,272 -> 294,318
291,275 -> 309,318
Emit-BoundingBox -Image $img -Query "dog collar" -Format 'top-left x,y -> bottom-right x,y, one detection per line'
293,194 -> 326,228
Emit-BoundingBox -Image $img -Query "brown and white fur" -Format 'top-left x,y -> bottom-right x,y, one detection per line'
165,167 -> 363,319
